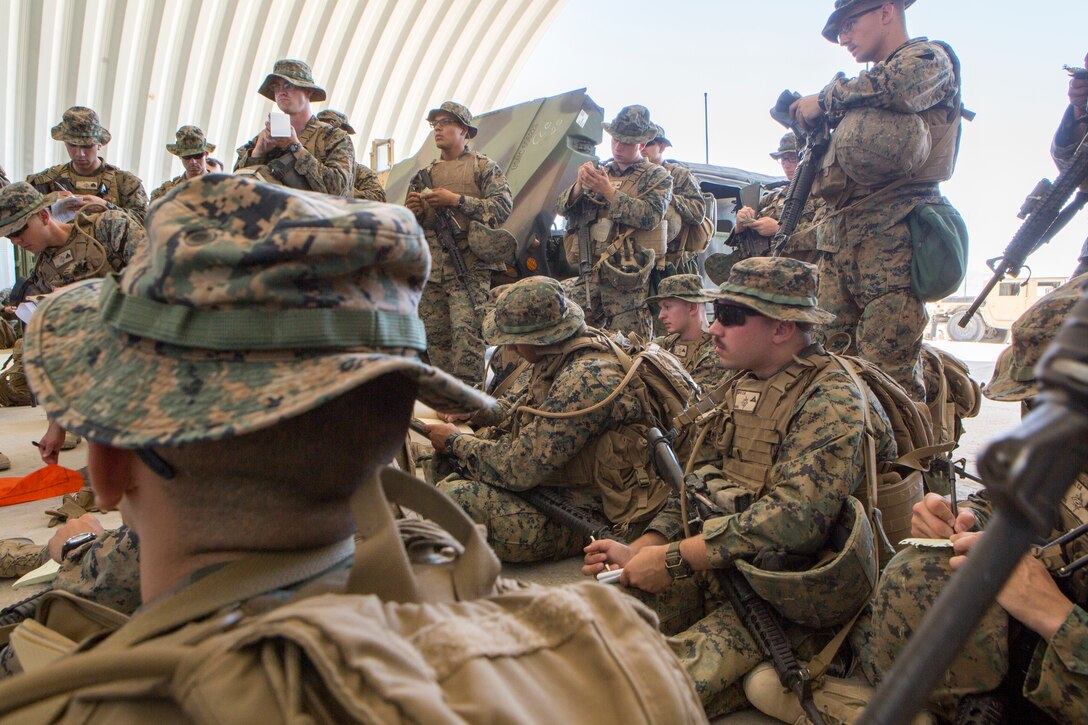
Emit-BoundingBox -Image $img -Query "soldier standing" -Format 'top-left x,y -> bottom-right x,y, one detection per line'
315,109 -> 387,202
405,101 -> 513,386
643,125 -> 707,276
26,107 -> 148,225
1054,52 -> 1088,276
790,0 -> 966,401
557,105 -> 673,339
235,59 -> 354,196
646,274 -> 727,395
150,126 -> 217,203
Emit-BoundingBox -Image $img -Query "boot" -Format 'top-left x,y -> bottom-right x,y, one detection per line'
61,432 -> 82,450
0,538 -> 48,579
44,485 -> 99,527
0,452 -> 9,471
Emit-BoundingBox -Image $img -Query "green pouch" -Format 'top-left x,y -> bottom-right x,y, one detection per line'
908,202 -> 969,302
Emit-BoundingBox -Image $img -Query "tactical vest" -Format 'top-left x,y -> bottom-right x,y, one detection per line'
274,120 -> 333,190
1037,472 -> 1088,604
427,152 -> 481,235
32,162 -> 121,205
588,162 -> 667,257
31,205 -> 123,292
661,333 -> 709,377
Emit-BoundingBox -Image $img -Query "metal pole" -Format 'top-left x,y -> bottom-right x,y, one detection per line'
704,92 -> 709,164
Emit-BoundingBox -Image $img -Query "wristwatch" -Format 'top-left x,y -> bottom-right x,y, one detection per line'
665,541 -> 692,580
285,142 -> 301,154
457,194 -> 466,208
61,531 -> 97,561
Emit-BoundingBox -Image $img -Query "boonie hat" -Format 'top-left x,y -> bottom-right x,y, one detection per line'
770,132 -> 799,160
316,109 -> 356,135
258,59 -> 327,102
984,274 -> 1087,402
0,183 -> 61,238
645,274 -> 716,304
711,256 -> 835,324
425,102 -> 478,139
482,276 -> 585,346
24,175 -> 493,448
51,106 -> 111,145
649,124 -> 672,148
602,105 -> 658,145
166,125 -> 216,157
822,0 -> 916,43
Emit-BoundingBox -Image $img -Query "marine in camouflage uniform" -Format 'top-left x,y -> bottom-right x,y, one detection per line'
792,0 -> 966,402
646,274 -> 728,395
558,105 -> 673,339
0,165 -> 9,186
0,182 -> 143,299
426,276 -> 666,563
315,109 -> 387,202
585,257 -> 895,718
26,107 -> 149,225
1053,57 -> 1088,276
851,274 -> 1088,724
150,126 -> 217,203
406,101 -> 513,386
235,59 -> 355,196
644,126 -> 707,275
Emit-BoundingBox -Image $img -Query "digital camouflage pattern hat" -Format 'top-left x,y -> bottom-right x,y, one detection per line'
51,106 -> 111,145
770,132 -> 799,160
482,276 -> 585,346
822,0 -> 916,43
166,125 -> 216,157
425,101 -> 478,139
711,256 -> 835,324
602,105 -> 658,145
316,109 -> 356,135
645,274 -> 716,304
23,175 -> 494,448
258,59 -> 327,102
649,124 -> 672,148
0,183 -> 61,238
984,274 -> 1087,402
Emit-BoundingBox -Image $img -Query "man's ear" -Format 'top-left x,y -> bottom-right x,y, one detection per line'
86,441 -> 138,510
771,319 -> 798,343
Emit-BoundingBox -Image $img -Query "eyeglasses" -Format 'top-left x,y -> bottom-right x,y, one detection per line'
713,303 -> 763,327
270,81 -> 298,93
429,118 -> 460,129
838,4 -> 882,40
181,153 -> 206,161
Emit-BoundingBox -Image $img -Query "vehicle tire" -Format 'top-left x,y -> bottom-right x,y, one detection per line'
948,312 -> 987,342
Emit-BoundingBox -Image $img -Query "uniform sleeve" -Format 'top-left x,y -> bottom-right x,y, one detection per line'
1023,604 -> 1088,723
149,182 -> 167,203
52,526 -> 142,614
117,171 -> 149,225
461,156 -> 512,227
556,182 -> 581,217
96,211 -> 146,266
699,373 -> 880,566
819,42 -> 956,121
290,127 -> 355,197
1052,105 -> 1088,171
670,165 -> 706,226
234,135 -> 261,170
606,164 -> 672,230
353,164 -> 387,202
449,356 -> 637,491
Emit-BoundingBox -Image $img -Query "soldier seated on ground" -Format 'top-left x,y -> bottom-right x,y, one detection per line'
424,276 -> 673,563
646,274 -> 730,396
851,274 -> 1088,724
584,257 -> 896,718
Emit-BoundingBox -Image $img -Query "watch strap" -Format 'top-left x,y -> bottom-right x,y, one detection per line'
665,541 -> 692,580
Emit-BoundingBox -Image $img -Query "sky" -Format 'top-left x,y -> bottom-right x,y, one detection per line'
502,0 -> 1088,294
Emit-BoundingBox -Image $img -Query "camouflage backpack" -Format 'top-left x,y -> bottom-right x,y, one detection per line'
919,344 -> 982,495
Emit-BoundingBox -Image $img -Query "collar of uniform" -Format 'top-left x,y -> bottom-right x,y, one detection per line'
884,36 -> 930,64
606,158 -> 651,176
66,159 -> 109,179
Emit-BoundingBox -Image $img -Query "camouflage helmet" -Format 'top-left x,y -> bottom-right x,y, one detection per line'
735,496 -> 878,629
51,106 -> 111,145
166,125 -> 216,157
23,175 -> 494,449
258,59 -> 327,102
0,182 -> 61,238
316,109 -> 356,135
645,274 -> 716,304
482,276 -> 585,346
984,274 -> 1087,402
711,256 -> 835,324
822,0 -> 917,43
769,132 -> 799,160
602,105 -> 658,145
426,101 -> 478,139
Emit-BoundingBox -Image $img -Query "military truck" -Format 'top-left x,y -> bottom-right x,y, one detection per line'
384,89 -> 783,282
929,275 -> 1068,342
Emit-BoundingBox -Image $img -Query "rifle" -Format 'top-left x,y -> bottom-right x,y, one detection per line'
768,89 -> 831,258
960,131 -> 1088,327
729,182 -> 769,261
517,485 -> 617,542
416,168 -> 479,311
568,191 -> 602,310
645,427 -> 826,725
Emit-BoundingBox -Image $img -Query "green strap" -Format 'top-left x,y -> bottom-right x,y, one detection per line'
97,274 -> 427,351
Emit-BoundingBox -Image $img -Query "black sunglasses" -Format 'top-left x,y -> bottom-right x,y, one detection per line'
713,302 -> 762,327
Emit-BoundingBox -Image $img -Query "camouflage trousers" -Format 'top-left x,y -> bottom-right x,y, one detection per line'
561,275 -> 652,340
419,266 -> 490,387
817,209 -> 927,401
435,477 -> 587,563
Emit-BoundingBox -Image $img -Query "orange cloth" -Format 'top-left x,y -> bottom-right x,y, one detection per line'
0,465 -> 83,506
